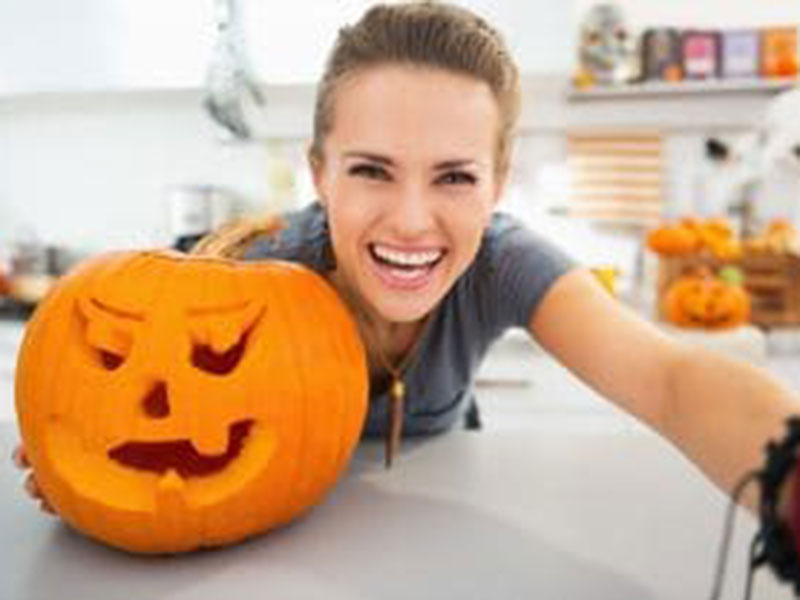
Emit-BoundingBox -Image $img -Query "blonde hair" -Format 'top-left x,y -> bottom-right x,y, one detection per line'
309,1 -> 521,176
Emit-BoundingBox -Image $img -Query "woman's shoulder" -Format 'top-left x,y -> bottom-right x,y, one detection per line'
478,211 -> 576,270
459,211 -> 579,331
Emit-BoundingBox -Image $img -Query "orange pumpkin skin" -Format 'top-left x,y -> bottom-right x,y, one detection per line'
646,225 -> 700,255
663,273 -> 750,329
15,251 -> 368,554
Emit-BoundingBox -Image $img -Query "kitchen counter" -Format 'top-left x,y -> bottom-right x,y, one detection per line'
0,421 -> 791,599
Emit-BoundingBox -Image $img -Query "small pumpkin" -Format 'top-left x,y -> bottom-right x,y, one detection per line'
15,250 -> 368,554
663,266 -> 750,329
647,217 -> 742,258
704,235 -> 742,261
693,217 -> 742,260
646,223 -> 701,255
745,219 -> 800,255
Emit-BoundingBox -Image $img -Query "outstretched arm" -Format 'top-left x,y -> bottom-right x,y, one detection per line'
528,268 -> 800,512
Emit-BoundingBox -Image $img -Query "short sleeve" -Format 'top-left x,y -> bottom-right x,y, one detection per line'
478,213 -> 579,331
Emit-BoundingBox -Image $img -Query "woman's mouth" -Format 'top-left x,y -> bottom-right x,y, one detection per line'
367,243 -> 446,290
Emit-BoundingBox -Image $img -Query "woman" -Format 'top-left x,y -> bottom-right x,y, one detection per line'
15,2 -> 800,520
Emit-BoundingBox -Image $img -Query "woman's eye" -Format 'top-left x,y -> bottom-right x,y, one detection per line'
348,163 -> 390,181
436,171 -> 477,186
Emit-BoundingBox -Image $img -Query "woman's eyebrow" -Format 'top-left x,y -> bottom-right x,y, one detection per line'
343,151 -> 394,165
433,159 -> 477,171
343,152 -> 480,171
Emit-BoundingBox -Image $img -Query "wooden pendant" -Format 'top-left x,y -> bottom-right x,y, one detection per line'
385,377 -> 405,468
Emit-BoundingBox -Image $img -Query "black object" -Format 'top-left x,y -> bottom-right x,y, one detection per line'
709,417 -> 800,600
705,137 -> 730,161
173,234 -> 206,253
464,398 -> 482,430
752,416 -> 800,594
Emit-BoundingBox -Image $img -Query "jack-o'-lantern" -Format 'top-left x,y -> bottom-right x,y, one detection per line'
663,267 -> 750,329
15,251 -> 368,554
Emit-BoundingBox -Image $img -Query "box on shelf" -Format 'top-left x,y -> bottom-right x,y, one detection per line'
641,28 -> 683,82
761,27 -> 799,78
681,30 -> 721,80
657,252 -> 800,327
721,30 -> 760,79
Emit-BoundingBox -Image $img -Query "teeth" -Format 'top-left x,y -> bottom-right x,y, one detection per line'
192,425 -> 230,456
371,244 -> 443,267
385,267 -> 427,279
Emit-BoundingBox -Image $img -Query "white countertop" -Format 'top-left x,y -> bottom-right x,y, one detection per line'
0,422 -> 792,599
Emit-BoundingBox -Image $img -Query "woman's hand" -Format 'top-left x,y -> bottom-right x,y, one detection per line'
12,445 -> 56,515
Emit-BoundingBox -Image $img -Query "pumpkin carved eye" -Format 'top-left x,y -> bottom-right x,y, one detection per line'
77,298 -> 138,372
191,330 -> 248,375
187,302 -> 264,376
99,349 -> 125,371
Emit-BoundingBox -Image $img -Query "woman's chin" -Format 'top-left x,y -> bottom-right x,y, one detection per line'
364,271 -> 446,323
373,302 -> 434,324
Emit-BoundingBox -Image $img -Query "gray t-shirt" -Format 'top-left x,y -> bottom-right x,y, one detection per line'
243,202 -> 577,436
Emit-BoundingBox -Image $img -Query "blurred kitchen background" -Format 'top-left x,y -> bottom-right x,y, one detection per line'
1,0 -> 800,426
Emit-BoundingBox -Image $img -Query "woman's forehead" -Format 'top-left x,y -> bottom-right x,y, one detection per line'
326,65 -> 499,163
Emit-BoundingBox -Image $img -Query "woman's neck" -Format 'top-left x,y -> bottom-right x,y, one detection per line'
325,268 -> 427,371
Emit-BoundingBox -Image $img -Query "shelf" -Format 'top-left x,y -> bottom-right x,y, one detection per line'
568,77 -> 799,101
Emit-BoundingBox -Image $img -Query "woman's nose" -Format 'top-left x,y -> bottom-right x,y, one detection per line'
388,182 -> 435,235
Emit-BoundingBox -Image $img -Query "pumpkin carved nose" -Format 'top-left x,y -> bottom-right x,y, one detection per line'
142,382 -> 170,419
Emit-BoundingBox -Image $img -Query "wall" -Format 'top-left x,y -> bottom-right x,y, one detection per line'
572,0 -> 800,31
1,1 -> 799,280
0,91 -> 300,252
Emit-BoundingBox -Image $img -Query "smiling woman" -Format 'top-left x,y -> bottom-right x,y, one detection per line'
240,3 -> 575,456
233,5 -> 800,576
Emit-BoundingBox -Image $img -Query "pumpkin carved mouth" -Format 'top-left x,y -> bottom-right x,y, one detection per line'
108,419 -> 255,478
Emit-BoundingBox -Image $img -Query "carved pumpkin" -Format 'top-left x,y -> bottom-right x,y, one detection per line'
663,267 -> 750,329
15,250 -> 368,554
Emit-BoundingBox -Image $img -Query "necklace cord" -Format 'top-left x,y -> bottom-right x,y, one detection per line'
708,470 -> 759,600
351,306 -> 429,469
